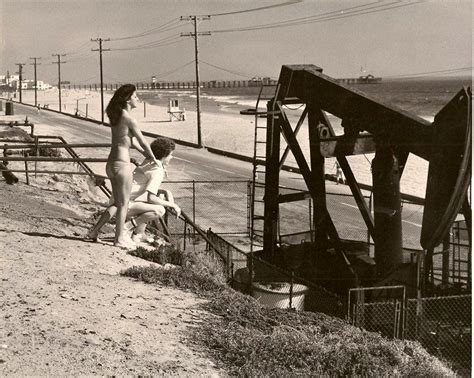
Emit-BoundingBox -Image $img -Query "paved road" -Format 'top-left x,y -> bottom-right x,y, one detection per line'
10,103 -> 424,250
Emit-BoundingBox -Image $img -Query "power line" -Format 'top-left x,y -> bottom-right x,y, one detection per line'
67,52 -> 96,63
64,41 -> 92,56
385,66 -> 472,79
199,60 -> 263,79
210,0 -> 422,33
204,0 -> 302,17
110,35 -> 183,51
153,60 -> 195,80
109,18 -> 183,41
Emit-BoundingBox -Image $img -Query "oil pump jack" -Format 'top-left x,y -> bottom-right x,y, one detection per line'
255,65 -> 471,295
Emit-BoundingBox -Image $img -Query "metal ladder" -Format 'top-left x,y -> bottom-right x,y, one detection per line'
249,84 -> 279,254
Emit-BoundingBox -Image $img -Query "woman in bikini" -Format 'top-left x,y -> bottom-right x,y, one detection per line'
94,84 -> 159,248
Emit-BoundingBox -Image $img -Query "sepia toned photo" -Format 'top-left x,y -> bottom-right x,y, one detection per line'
0,0 -> 471,375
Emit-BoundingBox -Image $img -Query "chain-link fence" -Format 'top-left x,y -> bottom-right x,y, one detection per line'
348,286 -> 407,339
203,229 -> 346,317
406,295 -> 471,371
133,179 -> 428,256
347,291 -> 471,373
160,180 -> 251,236
276,190 -> 425,251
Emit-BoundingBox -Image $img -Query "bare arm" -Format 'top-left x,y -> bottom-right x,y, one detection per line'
147,191 -> 181,217
131,137 -> 146,156
157,189 -> 174,203
125,115 -> 159,164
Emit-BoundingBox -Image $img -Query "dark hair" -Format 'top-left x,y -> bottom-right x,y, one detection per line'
105,84 -> 136,125
150,137 -> 175,160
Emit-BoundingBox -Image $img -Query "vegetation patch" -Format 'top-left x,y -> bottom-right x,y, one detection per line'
122,246 -> 455,376
125,245 -> 226,294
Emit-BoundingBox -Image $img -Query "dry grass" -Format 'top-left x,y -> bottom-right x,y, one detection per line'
121,246 -> 455,377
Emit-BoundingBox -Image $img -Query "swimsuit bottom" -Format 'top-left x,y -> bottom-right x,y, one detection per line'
106,160 -> 132,179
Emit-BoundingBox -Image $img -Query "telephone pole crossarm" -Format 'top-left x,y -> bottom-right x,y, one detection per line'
180,15 -> 211,21
180,32 -> 212,37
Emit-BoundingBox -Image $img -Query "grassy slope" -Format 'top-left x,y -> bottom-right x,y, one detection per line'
122,246 -> 455,377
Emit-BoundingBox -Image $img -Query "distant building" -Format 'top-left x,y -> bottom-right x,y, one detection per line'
2,75 -> 52,90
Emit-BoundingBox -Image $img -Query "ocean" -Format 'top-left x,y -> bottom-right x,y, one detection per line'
139,77 -> 471,198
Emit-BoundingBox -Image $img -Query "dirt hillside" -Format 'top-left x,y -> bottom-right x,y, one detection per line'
0,172 -> 223,376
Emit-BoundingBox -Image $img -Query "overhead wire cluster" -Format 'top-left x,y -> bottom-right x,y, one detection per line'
386,66 -> 473,79
7,0 -> 469,85
209,0 -> 424,33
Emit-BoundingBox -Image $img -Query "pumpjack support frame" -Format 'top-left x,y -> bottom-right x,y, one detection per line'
260,64 -> 471,284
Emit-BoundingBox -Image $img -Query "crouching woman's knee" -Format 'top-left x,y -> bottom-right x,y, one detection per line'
152,205 -> 166,218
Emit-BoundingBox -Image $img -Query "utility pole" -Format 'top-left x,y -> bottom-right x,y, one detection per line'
180,15 -> 210,148
52,54 -> 66,112
29,57 -> 41,107
15,63 -> 25,103
91,37 -> 110,124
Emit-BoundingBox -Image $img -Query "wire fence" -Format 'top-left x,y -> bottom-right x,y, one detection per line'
347,289 -> 471,373
406,294 -> 471,371
159,180 -> 251,236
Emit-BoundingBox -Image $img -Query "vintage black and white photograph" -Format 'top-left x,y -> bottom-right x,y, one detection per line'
0,0 -> 472,375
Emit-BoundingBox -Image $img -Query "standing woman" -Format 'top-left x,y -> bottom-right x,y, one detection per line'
105,84 -> 159,248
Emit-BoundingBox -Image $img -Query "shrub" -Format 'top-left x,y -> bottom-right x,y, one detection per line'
122,246 -> 455,377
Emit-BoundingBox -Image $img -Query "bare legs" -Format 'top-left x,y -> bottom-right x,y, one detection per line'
87,206 -> 117,240
87,200 -> 165,245
128,202 -> 166,235
104,161 -> 134,247
112,168 -> 133,246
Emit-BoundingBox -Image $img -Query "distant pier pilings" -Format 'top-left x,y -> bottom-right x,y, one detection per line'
63,77 -> 383,91
65,79 -> 279,91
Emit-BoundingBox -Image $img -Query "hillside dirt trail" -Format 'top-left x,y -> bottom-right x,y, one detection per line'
0,170 -> 223,376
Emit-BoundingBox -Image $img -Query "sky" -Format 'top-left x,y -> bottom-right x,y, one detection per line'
0,0 -> 472,85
